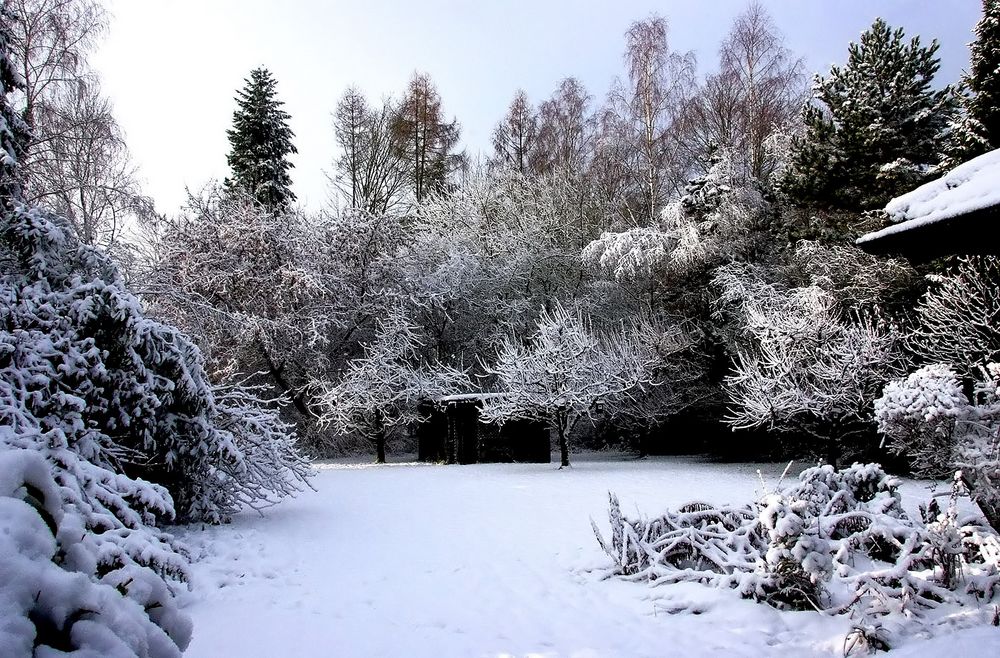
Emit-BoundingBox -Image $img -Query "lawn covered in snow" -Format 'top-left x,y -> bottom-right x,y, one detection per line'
178,456 -> 1000,657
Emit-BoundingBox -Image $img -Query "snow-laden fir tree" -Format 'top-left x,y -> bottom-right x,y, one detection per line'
0,0 -> 28,209
225,67 -> 297,210
0,7 -> 192,652
948,0 -> 1000,165
783,18 -> 955,210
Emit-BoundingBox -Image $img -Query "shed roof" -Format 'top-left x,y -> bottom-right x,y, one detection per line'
857,149 -> 1000,260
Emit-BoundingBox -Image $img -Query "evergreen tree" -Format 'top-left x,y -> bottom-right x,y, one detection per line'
948,0 -> 1000,164
783,18 -> 955,210
1,2 -> 29,209
225,67 -> 297,210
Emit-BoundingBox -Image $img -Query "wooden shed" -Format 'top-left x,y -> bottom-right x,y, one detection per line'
416,394 -> 551,465
857,149 -> 1000,261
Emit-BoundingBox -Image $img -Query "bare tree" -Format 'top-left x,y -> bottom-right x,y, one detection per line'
26,80 -> 150,248
613,15 -> 697,223
910,256 -> 1000,374
148,188 -> 336,421
533,77 -> 595,176
680,69 -> 743,172
392,72 -> 463,202
317,311 -> 469,463
331,87 -> 407,214
8,0 -> 105,132
714,263 -> 906,465
491,89 -> 538,174
717,0 -> 808,181
333,86 -> 367,209
9,0 -> 148,249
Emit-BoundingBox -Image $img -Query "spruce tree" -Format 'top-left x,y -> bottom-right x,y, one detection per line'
783,18 -> 955,210
948,0 -> 1000,164
1,2 -> 29,209
225,67 -> 297,210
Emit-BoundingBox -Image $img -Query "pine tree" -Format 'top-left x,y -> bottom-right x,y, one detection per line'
948,0 -> 1000,164
783,18 -> 955,210
1,2 -> 29,209
225,67 -> 297,210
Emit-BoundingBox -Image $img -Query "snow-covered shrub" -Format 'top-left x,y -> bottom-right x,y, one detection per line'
713,263 -> 906,464
956,364 -> 1000,531
911,256 -> 1000,373
0,449 -> 191,656
1,204 -> 311,523
874,364 -> 968,477
875,363 -> 1000,532
753,493 -> 831,609
591,493 -> 759,579
594,462 -> 1000,649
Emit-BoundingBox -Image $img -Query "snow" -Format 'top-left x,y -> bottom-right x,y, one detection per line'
437,392 -> 507,403
177,455 -> 1000,657
858,148 -> 1000,244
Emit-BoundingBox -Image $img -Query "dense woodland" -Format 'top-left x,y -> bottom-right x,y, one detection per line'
2,0 -> 1000,655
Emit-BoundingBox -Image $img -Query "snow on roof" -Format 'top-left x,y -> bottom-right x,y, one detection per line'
858,148 -> 1000,245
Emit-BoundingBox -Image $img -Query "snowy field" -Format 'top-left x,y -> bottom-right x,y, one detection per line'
178,456 -> 1000,657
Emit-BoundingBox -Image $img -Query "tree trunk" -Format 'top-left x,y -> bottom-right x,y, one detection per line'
557,412 -> 570,468
375,429 -> 386,464
373,412 -> 387,464
256,336 -> 311,417
824,441 -> 841,470
964,470 -> 1000,533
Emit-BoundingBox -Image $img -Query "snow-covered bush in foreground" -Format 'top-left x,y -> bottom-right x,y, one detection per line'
874,364 -> 969,478
0,189 -> 310,655
593,463 -> 1000,652
1,203 -> 312,524
0,450 -> 191,656
876,363 -> 1000,532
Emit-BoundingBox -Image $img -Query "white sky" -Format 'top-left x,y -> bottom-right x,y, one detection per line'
90,0 -> 982,214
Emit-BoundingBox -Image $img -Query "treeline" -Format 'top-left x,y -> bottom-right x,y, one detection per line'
11,0 -> 1000,474
149,1 -> 1000,470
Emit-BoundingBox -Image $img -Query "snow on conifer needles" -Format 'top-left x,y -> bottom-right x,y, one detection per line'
0,11 -> 312,653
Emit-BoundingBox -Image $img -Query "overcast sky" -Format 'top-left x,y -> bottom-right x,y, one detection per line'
90,0 -> 982,214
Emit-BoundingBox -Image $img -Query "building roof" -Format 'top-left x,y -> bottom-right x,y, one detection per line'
857,149 -> 1000,260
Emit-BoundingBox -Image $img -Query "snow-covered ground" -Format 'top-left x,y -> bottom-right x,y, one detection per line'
178,455 -> 1000,657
